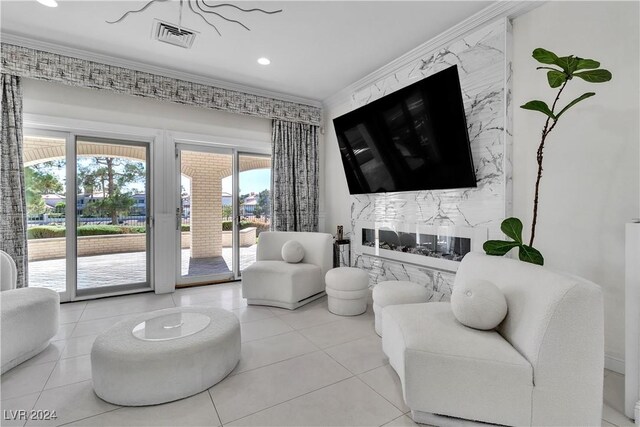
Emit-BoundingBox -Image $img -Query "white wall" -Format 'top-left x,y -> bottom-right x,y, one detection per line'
22,79 -> 271,142
512,1 -> 639,362
322,102 -> 353,237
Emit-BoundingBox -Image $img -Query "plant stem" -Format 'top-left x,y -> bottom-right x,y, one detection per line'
529,80 -> 567,247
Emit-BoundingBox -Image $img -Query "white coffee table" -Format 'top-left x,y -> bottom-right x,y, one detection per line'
91,306 -> 240,406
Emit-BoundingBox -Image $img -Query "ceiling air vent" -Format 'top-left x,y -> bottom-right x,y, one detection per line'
153,19 -> 197,49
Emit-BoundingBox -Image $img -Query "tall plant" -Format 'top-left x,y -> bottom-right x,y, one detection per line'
484,48 -> 612,265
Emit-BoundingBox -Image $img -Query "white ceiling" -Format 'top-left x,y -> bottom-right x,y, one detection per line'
0,1 -> 492,103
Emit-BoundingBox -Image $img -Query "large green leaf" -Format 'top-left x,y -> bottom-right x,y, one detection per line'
573,69 -> 612,83
500,217 -> 523,244
555,56 -> 580,74
518,245 -> 545,266
575,58 -> 600,70
483,240 -> 519,256
547,70 -> 567,88
555,92 -> 596,119
532,48 -> 559,65
520,100 -> 555,119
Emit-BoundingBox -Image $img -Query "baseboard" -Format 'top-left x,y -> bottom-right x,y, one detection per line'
605,353 -> 625,375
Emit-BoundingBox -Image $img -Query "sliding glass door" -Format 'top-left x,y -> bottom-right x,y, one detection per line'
237,153 -> 272,273
176,144 -> 271,285
23,130 -> 152,301
23,131 -> 69,298
75,137 -> 151,296
177,144 -> 235,285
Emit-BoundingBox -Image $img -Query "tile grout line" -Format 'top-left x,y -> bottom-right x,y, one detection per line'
356,366 -> 408,415
40,353 -> 92,393
357,360 -> 392,377
51,300 -> 88,361
35,377 -> 94,395
219,376 -> 357,425
240,328 -> 295,345
57,406 -> 122,427
322,332 -> 379,352
207,388 -> 223,427
35,316 -> 82,399
380,413 -> 411,427
321,344 -> 364,377
229,346 -> 323,378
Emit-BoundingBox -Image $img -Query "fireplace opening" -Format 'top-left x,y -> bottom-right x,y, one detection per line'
362,228 -> 471,261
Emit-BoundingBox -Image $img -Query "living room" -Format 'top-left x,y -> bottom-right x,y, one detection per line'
1,1 -> 638,426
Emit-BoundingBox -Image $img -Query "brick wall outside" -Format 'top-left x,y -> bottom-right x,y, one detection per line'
28,233 -> 191,261
182,151 -> 231,259
221,227 -> 256,248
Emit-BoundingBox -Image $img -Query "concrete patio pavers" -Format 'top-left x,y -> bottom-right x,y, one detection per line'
29,246 -> 257,292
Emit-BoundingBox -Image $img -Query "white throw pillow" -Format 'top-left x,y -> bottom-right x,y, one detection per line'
451,279 -> 507,330
281,240 -> 305,263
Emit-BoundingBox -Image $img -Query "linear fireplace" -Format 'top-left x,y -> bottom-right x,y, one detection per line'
354,221 -> 488,272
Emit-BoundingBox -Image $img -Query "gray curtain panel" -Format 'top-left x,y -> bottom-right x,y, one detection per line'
0,74 -> 27,288
271,120 -> 319,232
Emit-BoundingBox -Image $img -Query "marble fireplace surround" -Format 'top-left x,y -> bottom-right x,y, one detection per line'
348,18 -> 512,301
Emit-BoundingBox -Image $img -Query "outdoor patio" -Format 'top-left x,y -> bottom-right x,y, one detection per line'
28,246 -> 257,292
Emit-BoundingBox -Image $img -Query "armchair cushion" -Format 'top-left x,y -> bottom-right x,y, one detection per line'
242,261 -> 323,308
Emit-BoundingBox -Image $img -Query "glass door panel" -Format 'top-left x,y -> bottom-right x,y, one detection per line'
178,146 -> 234,284
75,138 -> 150,294
237,153 -> 272,272
23,134 -> 67,293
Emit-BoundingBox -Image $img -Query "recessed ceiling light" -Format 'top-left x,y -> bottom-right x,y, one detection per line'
37,0 -> 58,7
257,57 -> 271,66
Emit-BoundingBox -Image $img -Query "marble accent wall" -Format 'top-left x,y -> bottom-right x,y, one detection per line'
350,19 -> 512,301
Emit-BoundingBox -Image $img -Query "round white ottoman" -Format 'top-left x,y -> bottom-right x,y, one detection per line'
372,281 -> 429,336
325,267 -> 369,316
91,306 -> 240,406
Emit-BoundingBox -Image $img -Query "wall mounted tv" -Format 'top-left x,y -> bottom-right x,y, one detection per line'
333,65 -> 477,195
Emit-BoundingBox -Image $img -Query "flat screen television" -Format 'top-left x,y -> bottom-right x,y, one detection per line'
333,65 -> 477,194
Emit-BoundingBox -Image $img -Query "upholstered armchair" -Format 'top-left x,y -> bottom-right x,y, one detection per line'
382,252 -> 604,426
1,250 -> 59,373
241,232 -> 333,310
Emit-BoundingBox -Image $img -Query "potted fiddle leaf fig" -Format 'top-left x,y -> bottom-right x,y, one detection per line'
484,48 -> 612,265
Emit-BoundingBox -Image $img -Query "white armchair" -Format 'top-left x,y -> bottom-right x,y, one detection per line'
241,232 -> 333,310
1,250 -> 18,291
0,250 -> 59,373
382,252 -> 604,426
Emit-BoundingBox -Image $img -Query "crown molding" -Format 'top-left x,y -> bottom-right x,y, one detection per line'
0,32 -> 322,109
322,1 -> 543,110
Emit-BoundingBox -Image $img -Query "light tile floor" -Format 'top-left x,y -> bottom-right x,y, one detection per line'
0,283 -> 635,427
